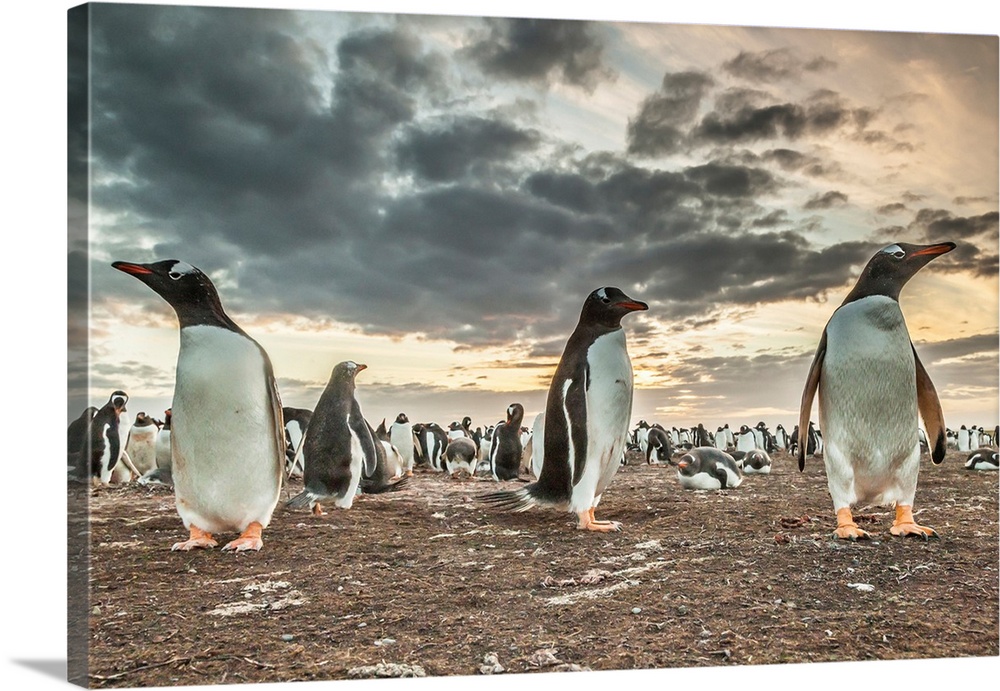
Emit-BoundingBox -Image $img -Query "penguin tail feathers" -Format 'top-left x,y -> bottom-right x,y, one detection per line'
286,490 -> 319,509
477,486 -> 535,513
360,475 -> 410,495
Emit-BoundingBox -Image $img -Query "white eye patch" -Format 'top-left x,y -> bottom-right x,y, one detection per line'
168,261 -> 197,279
881,244 -> 905,258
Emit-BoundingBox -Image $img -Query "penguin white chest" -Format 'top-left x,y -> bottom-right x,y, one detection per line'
583,329 -> 634,497
819,296 -> 920,506
171,325 -> 281,532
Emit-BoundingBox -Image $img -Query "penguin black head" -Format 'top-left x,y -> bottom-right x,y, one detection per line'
676,452 -> 699,476
395,413 -> 409,424
331,361 -> 367,389
506,403 -> 524,426
112,259 -> 241,330
843,242 -> 955,304
580,287 -> 648,330
109,390 -> 128,412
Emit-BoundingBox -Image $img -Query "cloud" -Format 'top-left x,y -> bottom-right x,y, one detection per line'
722,48 -> 837,83
804,191 -> 849,210
626,71 -> 714,156
463,17 -> 614,90
395,115 -> 542,182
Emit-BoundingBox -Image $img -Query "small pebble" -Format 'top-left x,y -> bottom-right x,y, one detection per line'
631,607 -> 642,614
281,634 -> 294,642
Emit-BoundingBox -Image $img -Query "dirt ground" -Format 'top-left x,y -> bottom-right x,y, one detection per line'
76,448 -> 998,688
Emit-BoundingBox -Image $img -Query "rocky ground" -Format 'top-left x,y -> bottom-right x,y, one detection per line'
77,449 -> 998,688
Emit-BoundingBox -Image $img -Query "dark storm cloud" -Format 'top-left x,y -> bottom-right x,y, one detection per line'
723,48 -> 836,83
627,65 -> 885,157
910,209 -> 999,240
877,202 -> 908,215
587,232 -> 878,319
626,71 -> 714,156
464,17 -> 613,90
804,191 -> 848,210
684,163 -> 781,199
395,116 -> 542,182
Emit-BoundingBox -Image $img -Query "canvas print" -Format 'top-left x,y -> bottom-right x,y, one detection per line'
67,2 -> 999,688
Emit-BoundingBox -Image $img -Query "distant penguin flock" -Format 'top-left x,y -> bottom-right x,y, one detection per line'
72,241 -> 994,555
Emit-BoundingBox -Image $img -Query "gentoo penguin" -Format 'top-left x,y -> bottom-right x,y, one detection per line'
676,448 -> 743,490
113,259 -> 284,552
373,419 -> 404,480
692,423 -> 711,448
489,403 -> 525,481
447,421 -> 467,440
155,408 -> 172,471
417,422 -> 449,471
773,424 -> 789,451
389,413 -> 416,476
635,420 -> 651,459
742,448 -> 772,475
530,412 -> 546,477
286,361 -> 405,515
124,412 -> 159,476
67,406 -> 97,478
736,425 -> 756,453
282,406 -> 312,477
965,448 -> 999,471
84,390 -> 128,484
714,426 -> 728,451
366,419 -> 408,488
751,422 -> 765,450
957,425 -> 971,452
969,425 -> 981,450
646,426 -> 673,464
444,437 -> 479,477
480,287 -> 648,531
798,241 -> 954,540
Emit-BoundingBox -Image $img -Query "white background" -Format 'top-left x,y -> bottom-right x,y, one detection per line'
3,1 -> 998,690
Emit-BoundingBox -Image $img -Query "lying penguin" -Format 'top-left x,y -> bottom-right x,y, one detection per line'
964,448 -> 999,471
676,448 -> 743,490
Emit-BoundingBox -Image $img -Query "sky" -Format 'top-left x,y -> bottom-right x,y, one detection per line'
3,2 -> 997,691
70,1 -> 999,438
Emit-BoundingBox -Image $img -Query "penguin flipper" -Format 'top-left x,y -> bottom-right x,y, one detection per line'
798,328 -> 827,471
263,354 -> 287,481
360,474 -> 410,494
913,344 -> 946,465
712,465 -> 729,489
354,412 -> 379,478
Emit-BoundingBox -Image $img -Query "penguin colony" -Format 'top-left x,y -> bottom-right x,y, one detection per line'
72,243 -> 996,552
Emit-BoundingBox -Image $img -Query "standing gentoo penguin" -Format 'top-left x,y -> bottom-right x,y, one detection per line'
736,425 -> 756,453
480,287 -> 648,531
489,403 -> 525,481
84,391 -> 129,484
113,260 -> 284,552
389,413 -> 416,476
798,242 -> 954,540
155,408 -> 172,471
676,448 -> 743,490
282,406 -> 313,477
529,412 -> 546,478
287,362 -> 405,515
125,412 -> 159,476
